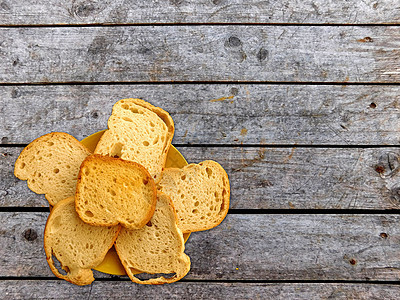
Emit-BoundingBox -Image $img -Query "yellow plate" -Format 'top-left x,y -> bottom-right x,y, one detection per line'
81,130 -> 190,275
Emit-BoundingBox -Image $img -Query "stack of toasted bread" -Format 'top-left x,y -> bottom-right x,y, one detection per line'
14,99 -> 230,286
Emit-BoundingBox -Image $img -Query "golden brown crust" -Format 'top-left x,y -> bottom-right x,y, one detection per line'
75,154 -> 157,229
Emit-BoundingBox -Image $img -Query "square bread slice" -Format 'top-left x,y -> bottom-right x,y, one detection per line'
44,196 -> 120,286
157,160 -> 230,233
115,192 -> 190,284
94,98 -> 174,183
75,154 -> 157,230
14,132 -> 91,206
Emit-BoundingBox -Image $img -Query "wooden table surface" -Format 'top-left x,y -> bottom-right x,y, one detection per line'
1,1 -> 400,299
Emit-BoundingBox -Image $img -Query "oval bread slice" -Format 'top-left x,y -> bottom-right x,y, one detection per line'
75,154 -> 157,230
115,192 -> 190,284
94,98 -> 174,183
14,132 -> 91,206
157,160 -> 230,233
44,196 -> 120,286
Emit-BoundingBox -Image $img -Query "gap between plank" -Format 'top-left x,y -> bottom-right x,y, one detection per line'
0,23 -> 399,28
229,209 -> 400,214
0,276 -> 399,285
173,144 -> 400,148
2,144 -> 400,149
1,81 -> 400,86
1,207 -> 400,214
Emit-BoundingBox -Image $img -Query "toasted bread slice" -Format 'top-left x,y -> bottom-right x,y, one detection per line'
157,160 -> 230,233
94,98 -> 174,183
14,132 -> 91,206
115,192 -> 190,284
44,196 -> 120,286
75,154 -> 157,230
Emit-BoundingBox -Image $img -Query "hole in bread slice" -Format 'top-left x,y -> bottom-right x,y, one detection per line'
85,210 -> 94,217
133,271 -> 177,282
206,167 -> 213,178
51,252 -> 69,276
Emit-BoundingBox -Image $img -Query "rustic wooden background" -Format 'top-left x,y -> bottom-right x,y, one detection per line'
1,1 -> 400,299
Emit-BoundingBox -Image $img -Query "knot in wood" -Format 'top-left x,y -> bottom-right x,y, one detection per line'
230,87 -> 239,96
0,1 -> 11,11
23,228 -> 38,241
90,111 -> 99,119
257,48 -> 269,62
376,152 -> 399,178
74,2 -> 96,18
11,88 -> 20,98
391,186 -> 400,203
226,36 -> 242,48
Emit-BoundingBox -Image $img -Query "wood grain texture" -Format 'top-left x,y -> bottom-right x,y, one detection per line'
1,212 -> 400,280
1,85 -> 399,145
1,0 -> 400,25
1,26 -> 399,83
1,281 -> 400,300
3,146 -> 400,209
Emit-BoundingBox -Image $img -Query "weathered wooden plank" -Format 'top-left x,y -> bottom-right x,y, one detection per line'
3,146 -> 400,209
1,0 -> 399,25
1,85 -> 399,145
1,281 -> 400,300
1,26 -> 399,83
1,213 -> 400,280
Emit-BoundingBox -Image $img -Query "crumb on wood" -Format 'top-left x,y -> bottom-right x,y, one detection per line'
210,95 -> 235,102
357,37 -> 373,43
